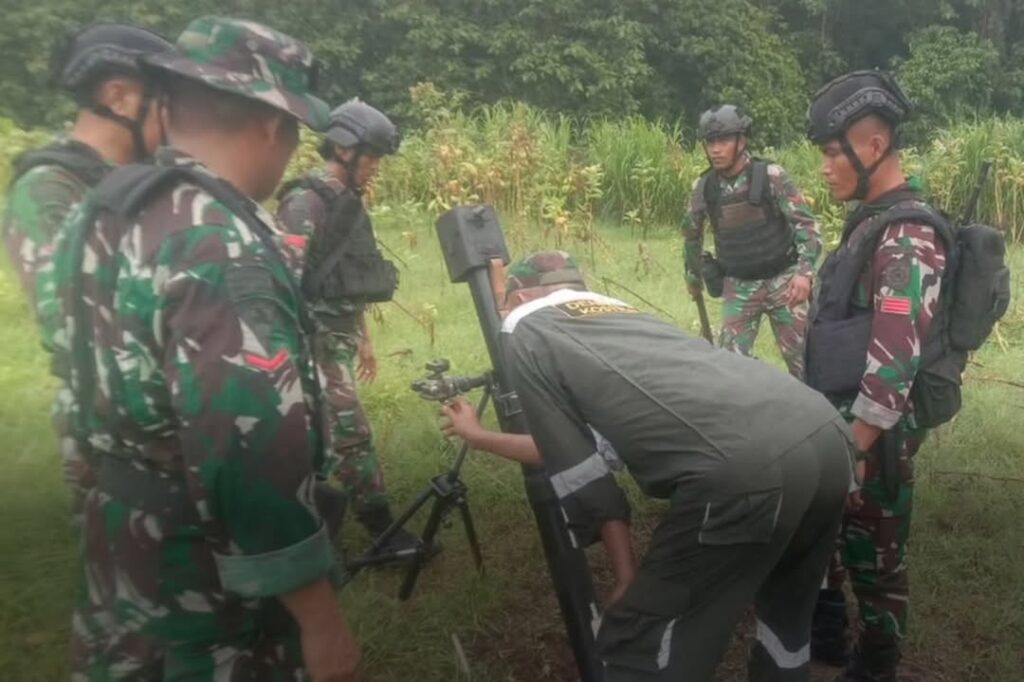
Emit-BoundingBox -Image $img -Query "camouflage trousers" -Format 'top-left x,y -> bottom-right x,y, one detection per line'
825,423 -> 926,642
314,328 -> 388,515
71,486 -> 306,680
718,269 -> 807,378
53,386 -> 94,531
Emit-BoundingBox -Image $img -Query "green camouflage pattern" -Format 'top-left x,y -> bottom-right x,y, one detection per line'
846,218 -> 946,429
2,139 -> 111,526
276,174 -> 388,517
144,15 -> 329,130
315,328 -> 388,514
54,148 -> 334,679
3,143 -> 98,352
505,250 -> 586,294
683,155 -> 820,377
718,268 -> 808,377
823,211 -> 947,651
826,421 -> 925,642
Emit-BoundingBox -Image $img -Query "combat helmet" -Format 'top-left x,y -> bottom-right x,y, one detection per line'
50,23 -> 176,159
698,105 -> 753,141
806,70 -> 913,199
324,99 -> 400,156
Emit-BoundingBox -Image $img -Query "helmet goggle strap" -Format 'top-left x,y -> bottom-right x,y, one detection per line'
837,131 -> 892,201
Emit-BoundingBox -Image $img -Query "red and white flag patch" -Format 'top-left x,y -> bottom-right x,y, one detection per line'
879,296 -> 912,316
282,234 -> 308,249
244,348 -> 289,372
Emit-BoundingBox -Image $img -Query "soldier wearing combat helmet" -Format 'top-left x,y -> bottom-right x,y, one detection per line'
54,16 -> 359,680
804,71 -> 948,682
683,105 -> 822,377
276,99 -> 417,554
3,23 -> 174,526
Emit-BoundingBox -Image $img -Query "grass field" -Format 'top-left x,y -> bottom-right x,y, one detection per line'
1,212 -> 1022,681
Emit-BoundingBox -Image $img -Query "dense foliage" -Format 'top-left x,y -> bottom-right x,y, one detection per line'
284,92 -> 1024,246
1,0 -> 1021,144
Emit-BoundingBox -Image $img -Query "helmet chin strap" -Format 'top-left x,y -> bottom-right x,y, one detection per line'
838,133 -> 892,201
727,135 -> 747,174
335,146 -> 363,195
91,87 -> 155,162
702,134 -> 747,173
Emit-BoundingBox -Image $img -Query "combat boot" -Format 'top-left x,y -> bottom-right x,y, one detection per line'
357,505 -> 437,558
811,588 -> 850,666
832,633 -> 900,682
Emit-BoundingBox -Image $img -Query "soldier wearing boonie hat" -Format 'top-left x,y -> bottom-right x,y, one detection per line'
504,249 -> 587,298
55,16 -> 360,681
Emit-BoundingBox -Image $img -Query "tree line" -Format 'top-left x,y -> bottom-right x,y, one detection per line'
1,0 -> 1021,145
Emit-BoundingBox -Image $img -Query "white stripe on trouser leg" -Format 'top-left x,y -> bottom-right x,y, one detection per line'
755,619 -> 809,669
657,619 -> 676,670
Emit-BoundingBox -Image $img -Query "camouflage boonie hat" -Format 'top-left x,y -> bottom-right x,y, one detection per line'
144,16 -> 329,130
505,250 -> 586,294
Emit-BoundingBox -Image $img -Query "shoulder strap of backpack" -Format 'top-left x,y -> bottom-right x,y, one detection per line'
11,142 -> 109,188
69,164 -> 323,459
175,169 -> 313,326
275,175 -> 336,206
699,167 -> 720,218
826,202 -> 952,318
747,159 -> 770,206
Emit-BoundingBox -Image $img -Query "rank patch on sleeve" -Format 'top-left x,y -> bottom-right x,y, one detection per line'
555,300 -> 638,318
878,296 -> 912,316
244,348 -> 289,372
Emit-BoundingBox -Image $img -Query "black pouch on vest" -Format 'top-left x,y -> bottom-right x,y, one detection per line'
805,314 -> 873,396
334,251 -> 399,303
910,349 -> 967,428
701,251 -> 726,298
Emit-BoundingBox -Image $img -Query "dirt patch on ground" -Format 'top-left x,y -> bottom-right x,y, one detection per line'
463,508 -> 957,681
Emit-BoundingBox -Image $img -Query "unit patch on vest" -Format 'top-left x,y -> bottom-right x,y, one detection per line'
555,300 -> 638,318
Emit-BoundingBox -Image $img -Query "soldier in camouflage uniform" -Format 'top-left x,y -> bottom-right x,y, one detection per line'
276,100 -> 420,552
803,72 -> 946,682
683,105 -> 821,377
53,16 -> 359,680
2,23 -> 174,526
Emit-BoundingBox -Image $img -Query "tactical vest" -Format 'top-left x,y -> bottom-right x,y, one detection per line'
9,140 -> 108,188
276,175 -> 398,306
804,191 -> 963,427
698,159 -> 796,280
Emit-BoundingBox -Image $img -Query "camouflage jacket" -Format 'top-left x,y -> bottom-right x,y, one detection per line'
3,138 -> 110,354
841,204 -> 946,430
53,147 -> 333,600
683,153 -> 821,287
275,167 -> 364,330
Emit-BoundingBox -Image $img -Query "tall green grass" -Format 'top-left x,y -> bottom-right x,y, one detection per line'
369,100 -> 1024,245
